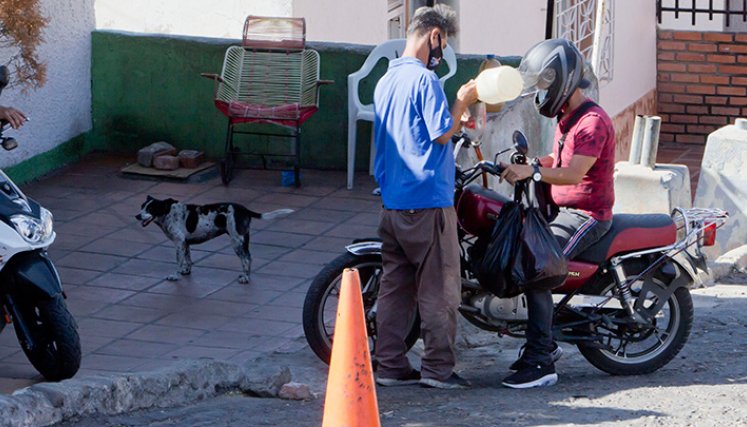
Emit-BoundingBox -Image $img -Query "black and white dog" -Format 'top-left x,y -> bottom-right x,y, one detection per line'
135,196 -> 293,283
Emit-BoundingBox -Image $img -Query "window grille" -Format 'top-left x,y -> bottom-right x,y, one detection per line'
657,0 -> 747,27
553,0 -> 615,84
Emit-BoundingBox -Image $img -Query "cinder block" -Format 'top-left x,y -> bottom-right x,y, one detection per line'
138,141 -> 176,167
178,150 -> 205,169
694,119 -> 747,259
153,155 -> 180,170
613,162 -> 691,214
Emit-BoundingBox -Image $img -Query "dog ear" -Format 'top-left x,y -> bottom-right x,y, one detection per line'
146,195 -> 154,201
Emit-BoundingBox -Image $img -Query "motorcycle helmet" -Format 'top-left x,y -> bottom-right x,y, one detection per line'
519,38 -> 590,118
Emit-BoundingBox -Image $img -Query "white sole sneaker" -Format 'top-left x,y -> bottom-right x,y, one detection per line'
502,373 -> 558,389
375,377 -> 420,387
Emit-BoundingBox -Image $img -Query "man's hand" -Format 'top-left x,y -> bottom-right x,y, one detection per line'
0,106 -> 27,129
456,79 -> 478,105
500,164 -> 533,184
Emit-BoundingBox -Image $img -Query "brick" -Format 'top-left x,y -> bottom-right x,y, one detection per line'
704,33 -> 734,43
659,113 -> 671,122
676,134 -> 706,144
670,73 -> 700,83
718,86 -> 747,96
688,43 -> 718,53
659,93 -> 674,103
658,52 -> 676,61
658,41 -> 687,51
177,150 -> 205,169
687,124 -> 719,134
720,65 -> 747,75
673,31 -> 702,41
686,105 -> 709,114
687,85 -> 716,95
700,75 -> 730,85
719,44 -> 747,54
700,116 -> 729,125
659,103 -> 686,113
661,123 -> 685,134
670,114 -> 699,124
659,83 -> 687,93
657,73 -> 672,82
730,97 -> 747,106
687,63 -> 718,73
658,30 -> 673,40
739,55 -> 747,64
737,34 -> 747,43
733,77 -> 747,86
673,94 -> 704,104
743,107 -> 747,116
707,54 -> 736,64
137,141 -> 177,167
676,52 -> 706,62
705,96 -> 729,105
659,63 -> 687,72
153,155 -> 180,170
712,106 -> 741,115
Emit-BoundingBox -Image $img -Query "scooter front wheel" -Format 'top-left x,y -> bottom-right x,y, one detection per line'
13,294 -> 81,381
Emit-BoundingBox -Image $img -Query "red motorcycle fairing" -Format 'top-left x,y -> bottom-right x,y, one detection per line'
554,260 -> 599,293
456,184 -> 509,236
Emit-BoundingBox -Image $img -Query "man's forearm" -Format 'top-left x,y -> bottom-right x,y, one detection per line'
436,98 -> 470,145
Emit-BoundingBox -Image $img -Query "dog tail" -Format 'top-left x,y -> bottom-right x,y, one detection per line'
258,208 -> 294,220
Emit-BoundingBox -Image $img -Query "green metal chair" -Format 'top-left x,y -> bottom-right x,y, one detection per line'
202,16 -> 331,186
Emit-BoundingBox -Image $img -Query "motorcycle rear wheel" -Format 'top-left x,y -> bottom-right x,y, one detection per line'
577,270 -> 693,375
302,252 -> 420,365
13,294 -> 81,381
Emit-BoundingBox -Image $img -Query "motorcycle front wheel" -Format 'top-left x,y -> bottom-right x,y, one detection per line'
302,252 -> 420,365
13,294 -> 81,381
577,267 -> 693,375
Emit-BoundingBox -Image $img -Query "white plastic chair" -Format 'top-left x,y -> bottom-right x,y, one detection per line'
346,39 -> 457,189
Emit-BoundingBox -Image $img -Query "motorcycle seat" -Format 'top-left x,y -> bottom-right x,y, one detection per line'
573,213 -> 676,265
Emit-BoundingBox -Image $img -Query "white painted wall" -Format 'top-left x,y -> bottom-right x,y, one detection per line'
600,0 -> 657,117
0,0 -> 95,168
459,0 -> 548,56
94,0 -> 292,38
293,0 -> 387,45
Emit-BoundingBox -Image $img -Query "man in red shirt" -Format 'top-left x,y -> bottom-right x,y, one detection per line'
500,39 -> 615,388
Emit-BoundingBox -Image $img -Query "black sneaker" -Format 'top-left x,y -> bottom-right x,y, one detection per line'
502,364 -> 558,389
375,369 -> 421,387
509,343 -> 563,371
419,373 -> 471,389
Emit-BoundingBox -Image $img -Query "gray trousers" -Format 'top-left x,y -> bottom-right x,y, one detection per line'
524,208 -> 612,366
375,207 -> 461,381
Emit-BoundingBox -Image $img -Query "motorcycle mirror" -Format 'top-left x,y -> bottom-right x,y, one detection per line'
2,137 -> 17,151
512,130 -> 528,156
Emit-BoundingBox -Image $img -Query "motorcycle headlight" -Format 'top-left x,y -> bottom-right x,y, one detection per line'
11,208 -> 54,244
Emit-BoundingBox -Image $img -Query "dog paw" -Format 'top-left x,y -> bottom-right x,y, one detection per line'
166,274 -> 180,281
238,274 -> 250,284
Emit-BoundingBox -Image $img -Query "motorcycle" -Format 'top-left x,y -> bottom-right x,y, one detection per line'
302,124 -> 728,376
0,66 -> 81,381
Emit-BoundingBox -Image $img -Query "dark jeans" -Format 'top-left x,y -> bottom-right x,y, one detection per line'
523,208 -> 612,367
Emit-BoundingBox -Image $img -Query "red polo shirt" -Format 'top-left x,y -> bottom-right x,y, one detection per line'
551,101 -> 616,221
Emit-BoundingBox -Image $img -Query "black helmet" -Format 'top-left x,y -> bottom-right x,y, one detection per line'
519,38 -> 589,118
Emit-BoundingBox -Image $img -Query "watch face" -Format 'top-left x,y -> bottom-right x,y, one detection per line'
533,172 -> 542,182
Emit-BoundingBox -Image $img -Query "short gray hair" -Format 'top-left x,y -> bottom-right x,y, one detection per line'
407,4 -> 458,38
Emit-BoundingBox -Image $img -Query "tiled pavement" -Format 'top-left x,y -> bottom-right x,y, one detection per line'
0,153 -> 382,394
0,144 -> 705,394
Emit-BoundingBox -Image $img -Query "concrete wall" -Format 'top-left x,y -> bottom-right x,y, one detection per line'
657,30 -> 747,146
0,0 -> 95,169
94,0 -> 291,38
292,0 -> 387,45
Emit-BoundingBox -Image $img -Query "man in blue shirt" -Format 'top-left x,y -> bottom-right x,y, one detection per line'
373,4 -> 477,390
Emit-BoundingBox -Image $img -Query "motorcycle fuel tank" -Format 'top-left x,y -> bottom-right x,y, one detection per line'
456,184 -> 510,236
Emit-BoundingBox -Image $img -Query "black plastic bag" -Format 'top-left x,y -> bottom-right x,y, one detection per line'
469,201 -> 523,298
512,206 -> 568,290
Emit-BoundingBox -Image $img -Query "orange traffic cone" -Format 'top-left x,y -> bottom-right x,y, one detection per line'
322,268 -> 381,427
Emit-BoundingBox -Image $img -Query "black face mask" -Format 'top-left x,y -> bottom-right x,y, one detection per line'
427,34 -> 443,70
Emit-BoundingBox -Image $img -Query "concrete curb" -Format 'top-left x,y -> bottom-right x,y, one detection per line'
0,357 -> 294,427
702,245 -> 747,286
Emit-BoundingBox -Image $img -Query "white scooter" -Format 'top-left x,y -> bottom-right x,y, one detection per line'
0,65 -> 80,381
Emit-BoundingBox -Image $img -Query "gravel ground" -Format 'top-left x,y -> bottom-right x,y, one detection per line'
58,277 -> 747,427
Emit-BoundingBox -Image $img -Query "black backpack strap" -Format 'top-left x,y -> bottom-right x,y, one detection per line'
555,100 -> 598,168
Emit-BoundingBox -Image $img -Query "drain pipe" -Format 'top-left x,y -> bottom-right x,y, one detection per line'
640,116 -> 662,169
628,114 -> 645,165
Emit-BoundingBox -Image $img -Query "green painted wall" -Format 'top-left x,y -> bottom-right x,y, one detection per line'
6,132 -> 92,185
91,31 -> 519,171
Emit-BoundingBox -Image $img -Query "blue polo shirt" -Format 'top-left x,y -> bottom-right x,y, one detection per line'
373,57 -> 454,210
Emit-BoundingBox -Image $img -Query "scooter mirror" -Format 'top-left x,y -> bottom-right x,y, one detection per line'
462,102 -> 487,143
2,137 -> 17,151
512,130 -> 528,155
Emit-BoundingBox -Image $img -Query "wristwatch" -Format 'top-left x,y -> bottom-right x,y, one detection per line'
532,164 -> 542,182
